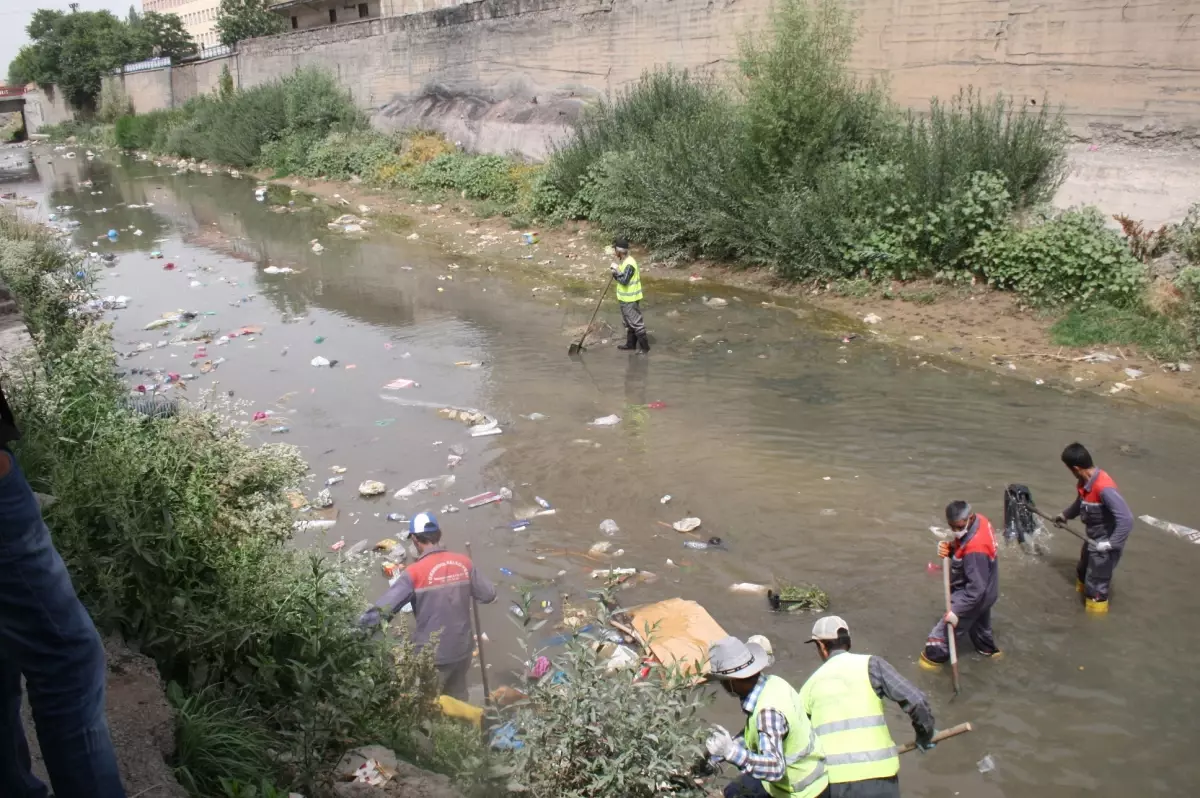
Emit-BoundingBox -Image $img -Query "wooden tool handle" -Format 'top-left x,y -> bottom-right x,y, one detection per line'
943,556 -> 960,695
465,542 -> 492,706
897,722 -> 973,755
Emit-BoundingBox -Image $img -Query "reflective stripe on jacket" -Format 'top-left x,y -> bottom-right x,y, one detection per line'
1076,469 -> 1120,541
800,652 -> 899,784
744,676 -> 828,798
614,256 -> 643,303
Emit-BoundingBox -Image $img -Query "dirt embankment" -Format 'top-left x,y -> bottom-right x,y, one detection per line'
265,170 -> 1200,420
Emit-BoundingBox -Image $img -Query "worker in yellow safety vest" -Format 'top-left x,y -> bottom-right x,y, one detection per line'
800,617 -> 936,798
704,636 -> 829,798
610,237 -> 649,354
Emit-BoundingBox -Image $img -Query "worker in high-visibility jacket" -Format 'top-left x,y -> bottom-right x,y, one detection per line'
705,636 -> 829,798
1054,442 -> 1134,613
801,617 -> 935,798
610,237 -> 649,354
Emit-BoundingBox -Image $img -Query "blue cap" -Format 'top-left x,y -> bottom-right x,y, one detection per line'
409,511 -> 440,538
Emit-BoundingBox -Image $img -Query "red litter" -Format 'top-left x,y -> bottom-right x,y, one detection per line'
647,401 -> 667,410
252,411 -> 269,421
330,539 -> 345,552
462,492 -> 502,509
163,263 -> 175,270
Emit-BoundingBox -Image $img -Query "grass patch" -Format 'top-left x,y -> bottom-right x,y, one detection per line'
1050,303 -> 1193,361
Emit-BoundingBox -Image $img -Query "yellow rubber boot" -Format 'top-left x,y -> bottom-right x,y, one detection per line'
918,652 -> 944,671
1075,579 -> 1085,594
1085,597 -> 1110,613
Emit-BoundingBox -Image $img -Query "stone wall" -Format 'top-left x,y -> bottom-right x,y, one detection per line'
22,86 -> 74,134
230,0 -> 1200,157
123,69 -> 175,115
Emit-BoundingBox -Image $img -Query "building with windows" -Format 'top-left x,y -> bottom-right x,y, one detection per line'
268,0 -> 381,31
142,0 -> 223,49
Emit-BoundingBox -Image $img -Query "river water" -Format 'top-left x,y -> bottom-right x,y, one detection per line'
9,146 -> 1200,796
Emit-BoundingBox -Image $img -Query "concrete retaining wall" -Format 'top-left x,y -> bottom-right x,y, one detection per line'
22,86 -> 75,134
97,0 -> 1200,157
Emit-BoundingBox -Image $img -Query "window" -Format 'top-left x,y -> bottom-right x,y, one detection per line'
329,9 -> 337,23
291,15 -> 298,28
358,3 -> 369,17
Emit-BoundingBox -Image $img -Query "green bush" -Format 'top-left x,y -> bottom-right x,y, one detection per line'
298,130 -> 399,180
883,88 -> 1068,212
0,212 -> 441,792
1172,203 -> 1200,265
505,592 -> 709,798
971,207 -> 1146,306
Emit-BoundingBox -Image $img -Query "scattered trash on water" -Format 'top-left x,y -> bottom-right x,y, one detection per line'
590,567 -> 637,579
311,356 -> 331,367
768,582 -> 830,612
703,296 -> 728,308
599,519 -> 620,536
729,583 -> 770,595
375,418 -> 396,426
500,567 -> 514,576
382,561 -> 402,579
977,755 -> 996,774
330,466 -> 347,474
330,539 -> 346,552
683,536 -> 723,550
463,491 -> 503,509
589,541 -> 612,557
535,496 -> 552,510
647,401 -> 667,409
862,313 -> 882,324
1109,382 -> 1131,394
269,425 -> 289,434
262,266 -> 294,274
523,412 -> 547,421
314,489 -> 334,508
1162,362 -> 1193,373
1139,515 -> 1200,544
386,513 -> 407,523
521,232 -> 539,245
343,539 -> 370,558
1123,368 -> 1145,380
672,517 -> 702,533
469,418 -> 503,437
590,414 -> 621,426
394,475 -> 453,498
383,378 -> 419,390
358,480 -> 386,497
325,476 -> 345,487
374,538 -> 398,553
660,495 -> 672,504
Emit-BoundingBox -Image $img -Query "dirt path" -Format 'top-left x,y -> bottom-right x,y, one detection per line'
262,170 -> 1200,420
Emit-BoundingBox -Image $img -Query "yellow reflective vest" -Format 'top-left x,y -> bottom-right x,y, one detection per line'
744,675 -> 829,798
799,653 -> 899,784
614,256 -> 643,303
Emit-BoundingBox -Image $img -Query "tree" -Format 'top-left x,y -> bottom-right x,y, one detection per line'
131,12 -> 198,60
216,0 -> 286,48
6,7 -> 200,109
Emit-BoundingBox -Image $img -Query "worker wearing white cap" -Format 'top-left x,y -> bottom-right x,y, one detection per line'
704,636 -> 829,798
359,512 -> 496,700
800,617 -> 935,798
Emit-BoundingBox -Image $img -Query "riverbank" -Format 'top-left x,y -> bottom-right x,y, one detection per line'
263,171 -> 1200,417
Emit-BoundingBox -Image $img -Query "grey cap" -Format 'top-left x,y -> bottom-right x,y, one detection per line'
708,636 -> 769,680
808,615 -> 849,642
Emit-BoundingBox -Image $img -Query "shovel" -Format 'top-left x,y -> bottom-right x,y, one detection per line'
897,722 -> 973,754
568,276 -> 613,356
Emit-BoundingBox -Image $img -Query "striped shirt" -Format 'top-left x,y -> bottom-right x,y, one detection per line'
727,676 -> 790,782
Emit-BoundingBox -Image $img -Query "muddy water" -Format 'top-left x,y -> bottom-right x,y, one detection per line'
16,148 -> 1200,797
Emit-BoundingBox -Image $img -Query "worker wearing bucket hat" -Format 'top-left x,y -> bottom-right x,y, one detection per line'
800,617 -> 935,798
358,512 -> 496,700
705,636 -> 829,798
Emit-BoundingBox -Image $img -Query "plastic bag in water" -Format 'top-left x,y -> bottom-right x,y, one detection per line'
599,519 -> 620,536
977,755 -> 996,774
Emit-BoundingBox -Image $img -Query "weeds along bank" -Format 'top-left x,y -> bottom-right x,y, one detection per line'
0,211 -> 447,795
52,0 -> 1200,358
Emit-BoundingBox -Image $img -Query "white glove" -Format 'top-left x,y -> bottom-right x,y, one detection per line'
943,611 -> 959,627
610,262 -> 620,275
1094,539 -> 1113,553
705,725 -> 737,761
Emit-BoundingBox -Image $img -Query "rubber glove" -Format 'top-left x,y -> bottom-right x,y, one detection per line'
358,606 -> 383,628
914,727 -> 937,752
937,541 -> 951,559
943,611 -> 959,627
1052,513 -> 1067,527
1094,539 -> 1113,553
705,725 -> 737,761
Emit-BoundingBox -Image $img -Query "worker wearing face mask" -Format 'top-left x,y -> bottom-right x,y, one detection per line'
920,501 -> 1000,669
